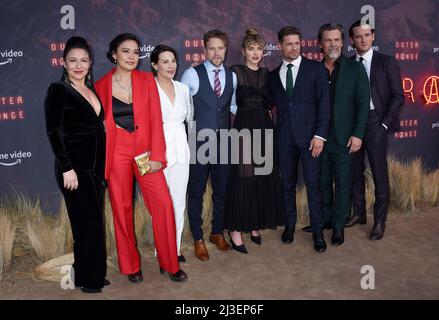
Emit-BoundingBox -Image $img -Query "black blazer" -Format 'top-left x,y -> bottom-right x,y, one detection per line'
268,57 -> 330,148
44,81 -> 105,180
352,52 -> 404,132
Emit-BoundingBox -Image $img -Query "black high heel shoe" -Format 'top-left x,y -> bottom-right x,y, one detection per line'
128,270 -> 143,283
228,231 -> 248,254
80,287 -> 102,293
77,279 -> 110,293
159,267 -> 188,282
250,232 -> 262,245
178,254 -> 186,262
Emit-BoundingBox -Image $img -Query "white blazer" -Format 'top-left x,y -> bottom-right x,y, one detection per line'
156,79 -> 193,167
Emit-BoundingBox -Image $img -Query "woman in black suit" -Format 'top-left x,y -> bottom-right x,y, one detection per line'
44,36 -> 109,293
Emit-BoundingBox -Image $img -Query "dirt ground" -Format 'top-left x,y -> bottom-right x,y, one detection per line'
1,207 -> 438,300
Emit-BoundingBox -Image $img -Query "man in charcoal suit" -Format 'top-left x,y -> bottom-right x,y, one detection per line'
346,20 -> 404,240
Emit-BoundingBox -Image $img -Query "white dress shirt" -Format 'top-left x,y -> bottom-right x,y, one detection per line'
279,55 -> 302,90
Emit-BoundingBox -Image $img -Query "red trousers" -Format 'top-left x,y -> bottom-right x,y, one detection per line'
108,128 -> 179,274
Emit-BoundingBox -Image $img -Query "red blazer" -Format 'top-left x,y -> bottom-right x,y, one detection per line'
95,69 -> 166,179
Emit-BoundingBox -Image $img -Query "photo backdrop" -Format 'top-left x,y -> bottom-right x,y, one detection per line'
1,0 -> 438,211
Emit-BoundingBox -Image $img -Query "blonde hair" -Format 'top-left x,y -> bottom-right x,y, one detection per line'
242,28 -> 266,49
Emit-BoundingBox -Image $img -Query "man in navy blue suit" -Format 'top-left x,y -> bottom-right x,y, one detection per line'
268,26 -> 330,252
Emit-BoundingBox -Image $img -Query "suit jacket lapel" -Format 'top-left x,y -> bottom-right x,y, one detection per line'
370,52 -> 379,89
273,64 -> 287,96
103,69 -> 115,124
334,57 -> 347,108
292,58 -> 307,94
132,70 -> 144,123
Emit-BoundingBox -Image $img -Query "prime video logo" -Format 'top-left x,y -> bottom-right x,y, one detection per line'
432,121 -> 439,129
140,44 -> 155,59
347,45 -> 379,52
0,150 -> 31,166
434,48 -> 439,54
0,49 -> 23,66
263,43 -> 280,57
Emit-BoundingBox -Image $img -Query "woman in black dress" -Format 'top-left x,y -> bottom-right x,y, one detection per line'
224,29 -> 284,253
44,36 -> 108,293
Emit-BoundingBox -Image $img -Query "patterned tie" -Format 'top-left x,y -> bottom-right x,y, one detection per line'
214,69 -> 221,97
286,63 -> 294,97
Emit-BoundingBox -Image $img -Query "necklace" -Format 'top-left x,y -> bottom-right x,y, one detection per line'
113,74 -> 132,92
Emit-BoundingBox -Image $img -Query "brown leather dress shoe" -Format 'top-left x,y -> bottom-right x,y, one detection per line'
209,233 -> 231,251
194,239 -> 209,261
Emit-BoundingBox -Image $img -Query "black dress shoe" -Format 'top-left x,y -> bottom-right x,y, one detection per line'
178,255 -> 186,262
250,232 -> 262,245
312,232 -> 327,252
128,270 -> 143,283
370,222 -> 385,240
228,231 -> 248,254
324,222 -> 333,230
345,215 -> 367,228
281,227 -> 295,244
302,222 -> 332,233
331,229 -> 344,246
160,267 -> 188,282
80,287 -> 102,293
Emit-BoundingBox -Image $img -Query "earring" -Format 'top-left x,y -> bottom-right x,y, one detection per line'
63,67 -> 70,83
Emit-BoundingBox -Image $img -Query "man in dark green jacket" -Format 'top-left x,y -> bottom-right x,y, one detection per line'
316,23 -> 370,246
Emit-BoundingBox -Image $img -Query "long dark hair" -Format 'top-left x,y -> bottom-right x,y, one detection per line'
150,44 -> 178,76
61,36 -> 94,88
106,33 -> 141,65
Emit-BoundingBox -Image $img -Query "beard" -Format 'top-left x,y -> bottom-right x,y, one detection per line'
327,49 -> 341,60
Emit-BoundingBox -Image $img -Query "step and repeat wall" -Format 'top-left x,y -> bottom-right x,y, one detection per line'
1,0 -> 438,211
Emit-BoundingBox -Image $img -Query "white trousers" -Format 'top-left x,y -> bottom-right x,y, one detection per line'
163,162 -> 189,255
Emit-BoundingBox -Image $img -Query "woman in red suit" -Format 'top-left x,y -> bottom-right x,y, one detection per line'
95,33 -> 187,282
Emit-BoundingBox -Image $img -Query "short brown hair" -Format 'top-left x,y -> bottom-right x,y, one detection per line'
318,23 -> 345,42
242,28 -> 265,49
203,29 -> 229,48
349,20 -> 375,38
278,26 -> 302,43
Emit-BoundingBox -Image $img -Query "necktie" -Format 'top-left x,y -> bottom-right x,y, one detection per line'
286,63 -> 293,97
359,56 -> 374,109
214,69 -> 221,97
359,57 -> 370,79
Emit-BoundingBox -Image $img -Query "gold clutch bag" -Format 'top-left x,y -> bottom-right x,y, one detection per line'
134,151 -> 151,176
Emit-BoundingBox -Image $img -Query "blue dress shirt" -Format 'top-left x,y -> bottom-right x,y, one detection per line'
180,60 -> 238,115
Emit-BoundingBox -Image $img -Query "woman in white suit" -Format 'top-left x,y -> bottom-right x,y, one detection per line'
151,45 -> 193,262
